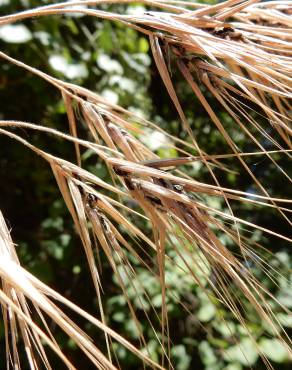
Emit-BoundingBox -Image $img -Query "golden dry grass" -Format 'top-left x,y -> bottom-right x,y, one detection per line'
0,1 -> 291,369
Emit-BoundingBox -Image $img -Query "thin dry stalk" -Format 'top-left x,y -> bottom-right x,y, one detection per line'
0,1 -> 291,369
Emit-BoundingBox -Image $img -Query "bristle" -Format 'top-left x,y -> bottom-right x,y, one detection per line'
0,1 -> 291,369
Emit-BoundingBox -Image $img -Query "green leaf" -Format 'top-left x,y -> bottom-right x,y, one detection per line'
277,288 -> 292,308
214,322 -> 236,338
42,240 -> 64,260
0,24 -> 32,43
259,338 -> 290,363
66,19 -> 79,35
199,341 -> 217,365
157,147 -> 178,159
42,216 -> 64,231
125,319 -> 140,339
141,339 -> 159,363
60,234 -> 71,247
197,301 -> 216,322
223,363 -> 242,370
276,313 -> 292,328
99,22 -> 113,52
171,345 -> 191,370
138,37 -> 149,53
152,294 -> 163,308
223,338 -> 258,366
72,265 -> 81,274
112,312 -> 125,323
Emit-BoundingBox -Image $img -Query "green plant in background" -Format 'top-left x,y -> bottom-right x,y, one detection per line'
0,1 -> 291,369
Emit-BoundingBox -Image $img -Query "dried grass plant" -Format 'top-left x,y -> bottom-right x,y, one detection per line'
0,1 -> 291,369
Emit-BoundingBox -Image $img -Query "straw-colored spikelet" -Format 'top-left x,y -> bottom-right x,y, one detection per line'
0,1 -> 291,369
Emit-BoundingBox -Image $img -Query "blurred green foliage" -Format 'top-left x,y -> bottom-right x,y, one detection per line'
0,1 -> 291,369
